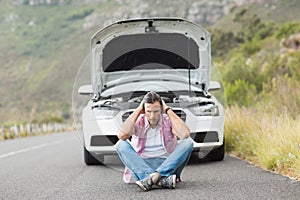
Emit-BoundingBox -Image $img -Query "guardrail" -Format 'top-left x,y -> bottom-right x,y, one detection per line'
0,123 -> 75,140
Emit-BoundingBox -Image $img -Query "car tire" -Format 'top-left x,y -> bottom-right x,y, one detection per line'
84,147 -> 104,165
208,143 -> 225,161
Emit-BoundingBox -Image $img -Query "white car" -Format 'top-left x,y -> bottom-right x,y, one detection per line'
78,18 -> 225,165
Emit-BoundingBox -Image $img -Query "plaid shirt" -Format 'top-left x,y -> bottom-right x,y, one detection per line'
122,114 -> 177,183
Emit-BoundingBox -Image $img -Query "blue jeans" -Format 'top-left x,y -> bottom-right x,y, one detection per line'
115,137 -> 194,181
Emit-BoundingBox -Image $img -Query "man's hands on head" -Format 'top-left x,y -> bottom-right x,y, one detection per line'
161,99 -> 190,139
161,99 -> 168,113
118,98 -> 145,140
137,99 -> 145,114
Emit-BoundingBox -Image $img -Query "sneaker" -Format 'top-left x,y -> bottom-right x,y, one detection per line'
136,177 -> 153,192
157,174 -> 176,189
150,172 -> 161,184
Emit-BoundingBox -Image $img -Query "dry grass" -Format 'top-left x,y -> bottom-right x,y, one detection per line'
225,105 -> 300,180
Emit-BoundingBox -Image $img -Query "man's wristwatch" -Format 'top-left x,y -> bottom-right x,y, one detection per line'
165,106 -> 172,114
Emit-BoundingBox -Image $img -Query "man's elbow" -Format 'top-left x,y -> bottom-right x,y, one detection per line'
182,130 -> 190,139
118,131 -> 129,140
182,126 -> 190,139
177,129 -> 190,139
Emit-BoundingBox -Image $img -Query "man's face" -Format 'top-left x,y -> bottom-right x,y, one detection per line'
144,101 -> 162,128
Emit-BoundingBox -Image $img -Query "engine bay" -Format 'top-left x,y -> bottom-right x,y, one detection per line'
92,90 -> 216,111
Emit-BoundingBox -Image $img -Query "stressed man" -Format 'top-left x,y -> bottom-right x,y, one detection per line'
115,91 -> 193,191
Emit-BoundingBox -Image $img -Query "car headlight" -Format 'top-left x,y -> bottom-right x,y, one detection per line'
93,107 -> 120,120
188,104 -> 219,116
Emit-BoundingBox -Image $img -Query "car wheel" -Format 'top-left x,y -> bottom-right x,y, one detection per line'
84,147 -> 104,165
208,143 -> 225,161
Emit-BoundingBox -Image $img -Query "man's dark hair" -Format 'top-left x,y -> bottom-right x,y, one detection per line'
143,91 -> 162,107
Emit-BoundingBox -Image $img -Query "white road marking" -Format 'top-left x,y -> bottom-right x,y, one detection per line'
0,140 -> 64,159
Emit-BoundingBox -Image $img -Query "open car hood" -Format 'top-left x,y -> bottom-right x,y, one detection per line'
90,18 -> 211,97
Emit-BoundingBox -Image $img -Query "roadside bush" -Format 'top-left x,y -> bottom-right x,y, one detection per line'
224,79 -> 256,107
221,52 -> 247,82
221,51 -> 265,90
258,75 -> 300,118
264,50 -> 300,80
32,115 -> 63,123
224,106 -> 259,156
253,111 -> 300,178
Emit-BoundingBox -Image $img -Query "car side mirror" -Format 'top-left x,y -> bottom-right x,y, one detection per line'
78,85 -> 93,95
208,81 -> 221,91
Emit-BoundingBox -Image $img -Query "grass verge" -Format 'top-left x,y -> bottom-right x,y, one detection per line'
225,105 -> 300,180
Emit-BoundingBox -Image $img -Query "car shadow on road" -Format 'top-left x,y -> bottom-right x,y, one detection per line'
95,152 -> 227,168
188,152 -> 227,165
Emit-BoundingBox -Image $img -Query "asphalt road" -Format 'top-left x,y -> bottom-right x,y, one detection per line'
0,131 -> 299,200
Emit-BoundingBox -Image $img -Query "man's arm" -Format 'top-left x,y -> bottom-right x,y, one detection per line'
118,100 -> 144,140
162,100 -> 190,139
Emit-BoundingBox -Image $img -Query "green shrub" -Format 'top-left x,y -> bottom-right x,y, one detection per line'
224,79 -> 257,107
48,115 -> 64,123
221,51 -> 265,91
253,21 -> 275,41
275,21 -> 300,40
259,75 -> 300,118
286,51 -> 300,80
233,10 -> 275,42
67,8 -> 94,20
240,39 -> 261,55
221,52 -> 247,82
210,29 -> 242,58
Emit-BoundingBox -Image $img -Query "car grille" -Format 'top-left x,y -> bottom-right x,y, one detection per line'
190,131 -> 219,143
90,135 -> 119,146
122,109 -> 186,122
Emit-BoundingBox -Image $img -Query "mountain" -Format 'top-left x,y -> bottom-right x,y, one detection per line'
0,0 -> 299,123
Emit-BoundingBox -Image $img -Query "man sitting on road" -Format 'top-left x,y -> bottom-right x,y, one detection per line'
115,91 -> 194,191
